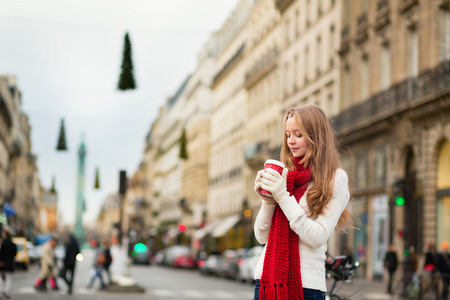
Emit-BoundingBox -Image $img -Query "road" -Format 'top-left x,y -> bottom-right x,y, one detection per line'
10,248 -> 254,300
9,248 -> 392,300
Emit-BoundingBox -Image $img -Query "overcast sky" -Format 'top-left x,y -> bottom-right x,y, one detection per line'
0,0 -> 239,227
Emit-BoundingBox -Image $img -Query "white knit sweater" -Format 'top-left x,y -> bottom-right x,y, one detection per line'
253,168 -> 350,292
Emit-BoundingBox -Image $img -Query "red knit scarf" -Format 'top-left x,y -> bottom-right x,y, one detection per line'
259,157 -> 312,300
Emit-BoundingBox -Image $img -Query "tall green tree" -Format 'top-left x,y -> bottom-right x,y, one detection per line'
118,32 -> 136,90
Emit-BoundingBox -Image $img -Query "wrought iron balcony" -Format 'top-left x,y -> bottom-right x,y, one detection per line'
213,44 -> 245,86
275,0 -> 295,14
245,47 -> 279,89
331,59 -> 450,135
245,142 -> 281,169
398,0 -> 419,14
355,12 -> 369,45
374,0 -> 391,32
338,26 -> 350,56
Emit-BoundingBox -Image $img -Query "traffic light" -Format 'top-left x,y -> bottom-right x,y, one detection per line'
393,178 -> 406,206
178,224 -> 186,232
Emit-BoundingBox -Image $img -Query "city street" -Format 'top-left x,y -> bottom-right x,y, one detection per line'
7,249 -> 395,300
9,248 -> 254,300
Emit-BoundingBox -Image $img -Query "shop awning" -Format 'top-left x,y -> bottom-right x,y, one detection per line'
211,214 -> 241,238
193,219 -> 219,240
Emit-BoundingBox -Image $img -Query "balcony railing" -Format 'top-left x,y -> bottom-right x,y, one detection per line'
245,47 -> 279,89
275,0 -> 295,14
338,26 -> 350,56
355,12 -> 369,45
332,59 -> 450,134
374,0 -> 390,32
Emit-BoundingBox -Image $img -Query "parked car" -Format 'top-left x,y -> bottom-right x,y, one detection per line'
12,237 -> 29,270
226,248 -> 247,280
153,249 -> 168,265
217,249 -> 238,279
133,249 -> 151,265
237,246 -> 264,283
165,245 -> 196,269
199,254 -> 220,275
27,242 -> 40,264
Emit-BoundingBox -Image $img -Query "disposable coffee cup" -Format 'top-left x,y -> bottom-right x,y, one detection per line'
260,159 -> 285,198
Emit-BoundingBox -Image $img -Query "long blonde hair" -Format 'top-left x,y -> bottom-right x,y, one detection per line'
281,105 -> 351,230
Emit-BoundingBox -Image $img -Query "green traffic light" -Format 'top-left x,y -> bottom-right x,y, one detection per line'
395,195 -> 405,206
134,243 -> 147,253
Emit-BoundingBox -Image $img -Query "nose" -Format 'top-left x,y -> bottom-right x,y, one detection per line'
287,135 -> 295,144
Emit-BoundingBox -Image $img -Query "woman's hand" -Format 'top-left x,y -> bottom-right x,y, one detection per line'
259,168 -> 289,203
254,170 -> 276,205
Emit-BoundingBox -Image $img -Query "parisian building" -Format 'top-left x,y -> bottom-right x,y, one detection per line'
334,0 -> 450,279
180,35 -> 217,251
0,76 -> 42,239
206,0 -> 254,253
95,194 -> 121,241
124,0 -> 450,282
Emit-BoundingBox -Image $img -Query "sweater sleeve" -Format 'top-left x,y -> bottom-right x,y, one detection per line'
254,200 -> 277,244
277,169 -> 350,249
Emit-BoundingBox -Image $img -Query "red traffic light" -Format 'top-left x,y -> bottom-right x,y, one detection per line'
178,224 -> 186,232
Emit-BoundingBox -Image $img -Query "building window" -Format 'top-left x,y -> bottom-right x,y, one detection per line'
360,56 -> 369,100
306,0 -> 311,26
343,67 -> 352,108
437,140 -> 450,245
362,0 -> 369,12
284,62 -> 289,98
330,24 -> 335,67
373,145 -> 386,187
285,19 -> 290,47
327,93 -> 333,116
439,9 -> 450,61
294,54 -> 298,91
295,9 -> 300,38
304,46 -> 309,84
316,35 -> 322,76
353,197 -> 368,265
355,150 -> 369,189
407,29 -> 419,77
343,0 -> 351,26
380,45 -> 391,90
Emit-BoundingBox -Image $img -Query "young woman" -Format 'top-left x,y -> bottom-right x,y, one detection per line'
253,105 -> 352,300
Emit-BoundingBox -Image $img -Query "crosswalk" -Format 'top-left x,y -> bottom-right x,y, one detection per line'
17,286 -> 254,299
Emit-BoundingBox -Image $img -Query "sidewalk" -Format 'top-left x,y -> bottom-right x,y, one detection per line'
326,277 -> 409,300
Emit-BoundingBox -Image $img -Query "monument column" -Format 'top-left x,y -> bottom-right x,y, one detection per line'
73,139 -> 86,246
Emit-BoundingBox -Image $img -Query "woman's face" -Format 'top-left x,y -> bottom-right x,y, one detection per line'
285,116 -> 308,158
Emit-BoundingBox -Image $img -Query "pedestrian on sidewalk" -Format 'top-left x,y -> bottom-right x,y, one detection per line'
384,244 -> 398,295
102,241 -> 113,285
253,105 -> 353,300
437,241 -> 450,300
0,229 -> 17,299
59,233 -> 80,294
424,242 -> 437,272
34,236 -> 59,292
87,242 -> 106,290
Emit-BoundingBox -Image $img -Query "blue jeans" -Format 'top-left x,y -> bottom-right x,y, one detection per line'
254,279 -> 325,300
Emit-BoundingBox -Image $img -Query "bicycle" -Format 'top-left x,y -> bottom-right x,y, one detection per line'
325,255 -> 361,300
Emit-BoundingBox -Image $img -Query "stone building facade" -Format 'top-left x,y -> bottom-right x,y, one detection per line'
0,76 -> 42,239
125,0 -> 449,281
334,0 -> 450,279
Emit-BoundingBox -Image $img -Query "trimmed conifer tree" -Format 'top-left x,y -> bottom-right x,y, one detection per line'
56,118 -> 68,151
118,32 -> 136,90
179,128 -> 188,160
